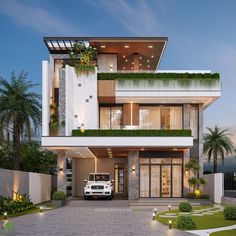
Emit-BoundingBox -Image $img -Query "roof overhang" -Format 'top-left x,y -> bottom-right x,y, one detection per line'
43,37 -> 168,71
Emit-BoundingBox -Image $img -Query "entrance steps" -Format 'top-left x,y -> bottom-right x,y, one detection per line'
129,198 -> 201,208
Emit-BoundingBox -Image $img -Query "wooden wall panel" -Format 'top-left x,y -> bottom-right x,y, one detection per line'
123,103 -> 139,126
98,80 -> 115,103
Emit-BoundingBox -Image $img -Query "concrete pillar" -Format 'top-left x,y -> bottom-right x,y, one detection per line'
57,150 -> 67,193
198,104 -> 204,177
128,151 -> 139,200
183,104 -> 190,129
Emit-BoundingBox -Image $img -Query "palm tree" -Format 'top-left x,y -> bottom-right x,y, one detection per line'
0,72 -> 41,170
203,126 -> 234,173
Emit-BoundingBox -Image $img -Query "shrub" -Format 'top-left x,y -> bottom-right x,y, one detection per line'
185,192 -> 195,199
52,191 -> 66,200
0,193 -> 33,214
179,202 -> 192,212
224,205 -> 236,220
176,215 -> 197,230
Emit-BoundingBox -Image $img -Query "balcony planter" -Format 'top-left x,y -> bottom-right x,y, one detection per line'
51,191 -> 66,207
188,199 -> 212,206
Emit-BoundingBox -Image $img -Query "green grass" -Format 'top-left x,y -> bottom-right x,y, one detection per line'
156,206 -> 236,230
210,229 -> 236,236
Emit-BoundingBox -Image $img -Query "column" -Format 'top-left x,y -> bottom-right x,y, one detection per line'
198,104 -> 204,177
57,150 -> 67,193
128,151 -> 139,200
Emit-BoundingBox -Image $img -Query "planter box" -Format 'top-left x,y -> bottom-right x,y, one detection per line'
188,199 -> 212,206
51,199 -> 66,207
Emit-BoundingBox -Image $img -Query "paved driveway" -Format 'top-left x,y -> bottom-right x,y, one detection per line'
3,200 -> 196,236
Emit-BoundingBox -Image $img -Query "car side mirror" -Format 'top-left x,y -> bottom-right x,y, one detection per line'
83,179 -> 87,183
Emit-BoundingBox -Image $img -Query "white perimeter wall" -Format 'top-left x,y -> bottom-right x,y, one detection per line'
29,172 -> 51,204
204,173 -> 223,204
65,65 -> 98,135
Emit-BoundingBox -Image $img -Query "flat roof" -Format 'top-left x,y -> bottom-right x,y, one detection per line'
43,37 -> 168,71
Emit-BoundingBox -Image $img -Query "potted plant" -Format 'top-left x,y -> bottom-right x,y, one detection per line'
51,191 -> 66,207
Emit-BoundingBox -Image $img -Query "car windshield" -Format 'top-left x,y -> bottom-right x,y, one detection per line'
88,174 -> 110,181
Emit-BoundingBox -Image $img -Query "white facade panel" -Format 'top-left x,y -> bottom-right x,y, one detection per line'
42,136 -> 193,148
65,66 -> 99,136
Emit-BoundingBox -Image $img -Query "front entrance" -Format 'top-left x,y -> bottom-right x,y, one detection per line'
114,163 -> 125,196
139,157 -> 183,198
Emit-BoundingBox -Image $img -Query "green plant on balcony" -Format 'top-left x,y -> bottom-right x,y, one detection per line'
68,42 -> 97,75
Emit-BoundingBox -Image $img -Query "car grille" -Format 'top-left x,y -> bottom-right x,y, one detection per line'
91,185 -> 104,190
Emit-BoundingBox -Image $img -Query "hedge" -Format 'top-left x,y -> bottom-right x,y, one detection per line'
72,129 -> 192,137
97,72 -> 220,80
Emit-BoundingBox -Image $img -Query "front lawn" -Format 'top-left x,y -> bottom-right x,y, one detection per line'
156,206 -> 236,230
210,229 -> 236,236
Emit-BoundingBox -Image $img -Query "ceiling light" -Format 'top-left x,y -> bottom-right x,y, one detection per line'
101,45 -> 106,48
147,59 -> 150,63
131,62 -> 134,65
139,56 -> 142,59
124,45 -> 130,48
151,55 -> 154,58
139,64 -> 142,66
148,45 -> 153,48
123,55 -> 126,58
125,59 -> 128,62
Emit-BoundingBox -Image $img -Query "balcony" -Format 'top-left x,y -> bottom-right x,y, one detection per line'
97,72 -> 221,107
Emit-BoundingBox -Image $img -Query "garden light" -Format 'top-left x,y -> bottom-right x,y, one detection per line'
195,189 -> 201,199
154,208 -> 157,215
40,207 -> 43,213
4,212 -> 7,220
168,204 -> 171,211
152,213 -> 156,221
169,220 -> 172,229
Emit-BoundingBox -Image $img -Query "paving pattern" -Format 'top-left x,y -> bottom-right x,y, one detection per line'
159,205 -> 224,219
1,200 -> 197,236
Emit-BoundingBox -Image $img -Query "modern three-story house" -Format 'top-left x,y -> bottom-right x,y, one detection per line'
41,37 -> 221,200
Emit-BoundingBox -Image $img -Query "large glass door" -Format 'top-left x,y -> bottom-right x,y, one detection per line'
139,157 -> 183,198
161,165 -> 171,197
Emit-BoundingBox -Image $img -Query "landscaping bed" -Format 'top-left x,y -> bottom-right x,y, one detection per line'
156,205 -> 236,230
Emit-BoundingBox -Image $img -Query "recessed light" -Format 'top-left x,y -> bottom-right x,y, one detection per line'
131,62 -> 134,65
139,63 -> 142,66
147,59 -> 150,63
125,45 -> 129,48
151,55 -> 154,58
139,56 -> 142,59
123,55 -> 126,58
125,59 -> 128,62
148,45 -> 153,48
101,45 -> 106,48
147,65 -> 150,68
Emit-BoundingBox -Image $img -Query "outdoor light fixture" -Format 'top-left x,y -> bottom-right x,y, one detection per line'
131,165 -> 135,172
4,212 -> 7,219
124,45 -> 129,48
152,213 -> 156,221
40,206 -> 43,213
154,208 -> 157,215
148,45 -> 153,48
169,220 -> 172,229
168,204 -> 171,211
59,167 -> 63,172
101,45 -> 106,48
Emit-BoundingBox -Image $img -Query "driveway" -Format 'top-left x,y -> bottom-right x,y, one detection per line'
2,200 -> 196,236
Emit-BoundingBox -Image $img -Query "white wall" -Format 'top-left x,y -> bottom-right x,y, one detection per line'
29,172 -> 52,204
65,65 -> 98,136
97,54 -> 117,72
204,173 -> 223,204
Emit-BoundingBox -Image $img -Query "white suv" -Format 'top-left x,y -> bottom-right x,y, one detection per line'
84,173 -> 114,200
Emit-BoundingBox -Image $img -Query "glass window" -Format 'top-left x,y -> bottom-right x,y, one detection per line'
190,105 -> 199,139
151,158 -> 171,164
172,158 -> 182,164
100,106 -> 122,129
172,165 -> 182,197
140,165 -> 149,197
140,158 -> 149,164
151,166 -> 160,197
170,106 -> 183,129
139,106 -> 160,129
